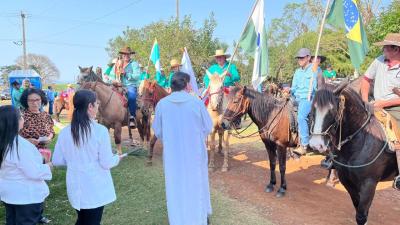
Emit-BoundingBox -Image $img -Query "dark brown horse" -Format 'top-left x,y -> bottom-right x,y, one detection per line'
139,80 -> 169,164
309,84 -> 398,225
78,66 -> 144,154
221,85 -> 298,197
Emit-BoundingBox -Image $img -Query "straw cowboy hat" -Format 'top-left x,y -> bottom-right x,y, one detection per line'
374,33 -> 400,47
170,59 -> 181,68
211,49 -> 231,58
119,46 -> 135,55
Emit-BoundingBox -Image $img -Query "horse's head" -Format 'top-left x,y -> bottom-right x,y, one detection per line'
208,73 -> 224,111
309,81 -> 349,153
221,85 -> 249,130
140,80 -> 155,115
77,66 -> 101,88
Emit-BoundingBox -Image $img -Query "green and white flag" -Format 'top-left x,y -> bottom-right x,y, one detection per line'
238,0 -> 269,91
149,39 -> 161,76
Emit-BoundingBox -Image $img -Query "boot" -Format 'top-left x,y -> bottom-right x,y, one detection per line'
293,145 -> 308,156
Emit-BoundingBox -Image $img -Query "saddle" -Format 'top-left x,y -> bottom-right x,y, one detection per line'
111,82 -> 128,108
374,108 -> 400,151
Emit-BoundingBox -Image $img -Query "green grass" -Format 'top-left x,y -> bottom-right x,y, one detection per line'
0,120 -> 272,225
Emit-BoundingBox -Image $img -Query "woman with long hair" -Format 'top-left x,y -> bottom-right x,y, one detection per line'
0,105 -> 52,225
53,89 -> 122,225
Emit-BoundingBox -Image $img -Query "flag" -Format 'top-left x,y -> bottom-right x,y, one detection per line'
238,0 -> 269,91
326,0 -> 369,70
181,47 -> 199,95
149,39 -> 161,77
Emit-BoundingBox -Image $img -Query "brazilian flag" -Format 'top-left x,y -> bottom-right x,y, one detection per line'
326,0 -> 369,71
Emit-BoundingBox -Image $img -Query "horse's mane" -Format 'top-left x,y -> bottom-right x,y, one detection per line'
240,86 -> 285,122
80,67 -> 107,85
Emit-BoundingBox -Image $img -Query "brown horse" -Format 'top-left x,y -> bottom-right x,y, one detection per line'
221,85 -> 297,197
53,91 -> 74,122
139,80 -> 169,164
77,66 -> 143,154
206,74 -> 231,172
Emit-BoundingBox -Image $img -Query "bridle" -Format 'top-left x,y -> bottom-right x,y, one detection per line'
140,82 -> 159,108
81,78 -> 114,110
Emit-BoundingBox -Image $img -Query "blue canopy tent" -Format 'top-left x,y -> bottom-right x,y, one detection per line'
9,69 -> 42,105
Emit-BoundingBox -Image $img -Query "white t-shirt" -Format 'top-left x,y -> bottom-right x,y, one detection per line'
365,55 -> 400,101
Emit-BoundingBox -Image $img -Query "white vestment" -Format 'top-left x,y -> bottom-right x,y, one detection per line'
152,91 -> 213,225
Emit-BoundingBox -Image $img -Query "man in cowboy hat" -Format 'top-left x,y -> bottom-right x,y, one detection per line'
116,46 -> 141,128
203,49 -> 240,89
167,59 -> 181,89
139,64 -> 150,81
103,59 -> 117,83
361,33 -> 400,188
156,67 -> 168,88
291,48 -> 319,156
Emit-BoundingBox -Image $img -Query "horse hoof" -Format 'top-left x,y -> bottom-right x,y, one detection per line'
265,184 -> 274,193
275,188 -> 286,198
221,167 -> 228,172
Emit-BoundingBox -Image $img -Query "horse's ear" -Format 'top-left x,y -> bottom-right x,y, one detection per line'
333,80 -> 349,95
78,66 -> 83,72
89,66 -> 93,72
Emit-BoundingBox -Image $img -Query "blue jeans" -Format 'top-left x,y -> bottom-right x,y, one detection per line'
297,99 -> 312,146
48,101 -> 54,115
127,85 -> 137,116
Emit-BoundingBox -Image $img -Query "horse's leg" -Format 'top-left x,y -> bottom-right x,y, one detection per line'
326,169 -> 339,187
354,180 -> 378,225
208,131 -> 216,171
264,141 -> 277,193
276,145 -> 287,197
114,123 -> 123,155
146,135 -> 157,166
221,130 -> 230,172
217,129 -> 223,155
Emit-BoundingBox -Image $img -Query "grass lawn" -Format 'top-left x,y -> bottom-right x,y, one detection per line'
0,119 -> 272,225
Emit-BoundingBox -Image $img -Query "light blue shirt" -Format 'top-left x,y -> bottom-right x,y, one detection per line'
291,64 -> 318,100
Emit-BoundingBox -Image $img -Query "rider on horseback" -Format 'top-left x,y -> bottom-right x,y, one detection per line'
291,48 -> 319,156
361,33 -> 400,188
112,46 -> 141,128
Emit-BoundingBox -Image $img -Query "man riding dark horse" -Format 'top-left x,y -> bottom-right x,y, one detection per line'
360,33 -> 400,188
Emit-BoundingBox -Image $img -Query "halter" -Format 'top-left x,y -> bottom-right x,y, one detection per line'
311,94 -> 372,151
141,82 -> 159,108
81,79 -> 114,110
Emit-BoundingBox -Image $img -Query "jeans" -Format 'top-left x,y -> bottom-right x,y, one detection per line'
48,101 -> 54,115
5,202 -> 43,225
297,99 -> 312,146
127,85 -> 137,116
75,206 -> 104,225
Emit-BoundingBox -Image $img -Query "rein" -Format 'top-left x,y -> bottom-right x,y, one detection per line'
83,80 -> 114,109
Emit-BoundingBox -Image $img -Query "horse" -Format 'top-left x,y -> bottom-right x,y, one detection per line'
309,83 -> 398,225
206,74 -> 231,172
53,91 -> 74,122
77,66 -> 144,154
221,85 -> 297,197
139,80 -> 169,164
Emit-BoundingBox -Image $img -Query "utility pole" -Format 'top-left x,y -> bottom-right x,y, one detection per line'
176,0 -> 179,23
21,11 -> 27,70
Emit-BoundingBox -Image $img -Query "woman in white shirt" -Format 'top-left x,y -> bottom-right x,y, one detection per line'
53,89 -> 121,225
0,105 -> 53,225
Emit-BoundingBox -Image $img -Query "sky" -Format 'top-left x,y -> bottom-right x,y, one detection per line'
0,0 -> 392,82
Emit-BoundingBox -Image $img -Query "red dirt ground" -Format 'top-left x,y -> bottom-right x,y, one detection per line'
122,128 -> 400,225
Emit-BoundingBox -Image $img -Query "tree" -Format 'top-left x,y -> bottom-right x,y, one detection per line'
106,14 -> 227,83
1,65 -> 22,87
15,53 -> 60,84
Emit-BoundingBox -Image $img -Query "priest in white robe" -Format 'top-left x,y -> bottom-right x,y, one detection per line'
152,71 -> 213,225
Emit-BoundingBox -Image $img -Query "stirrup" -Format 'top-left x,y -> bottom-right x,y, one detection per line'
393,175 -> 400,190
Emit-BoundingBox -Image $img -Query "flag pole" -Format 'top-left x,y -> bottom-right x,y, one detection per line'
308,0 -> 332,101
223,0 -> 261,78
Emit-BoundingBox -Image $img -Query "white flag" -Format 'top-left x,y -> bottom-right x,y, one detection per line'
181,47 -> 199,95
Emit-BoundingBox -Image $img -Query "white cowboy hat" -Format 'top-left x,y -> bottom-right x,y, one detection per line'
211,49 -> 231,58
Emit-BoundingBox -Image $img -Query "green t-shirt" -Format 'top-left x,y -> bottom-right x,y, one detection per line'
323,70 -> 336,78
203,63 -> 240,88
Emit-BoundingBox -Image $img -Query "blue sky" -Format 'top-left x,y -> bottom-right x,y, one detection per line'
0,0 -> 391,82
